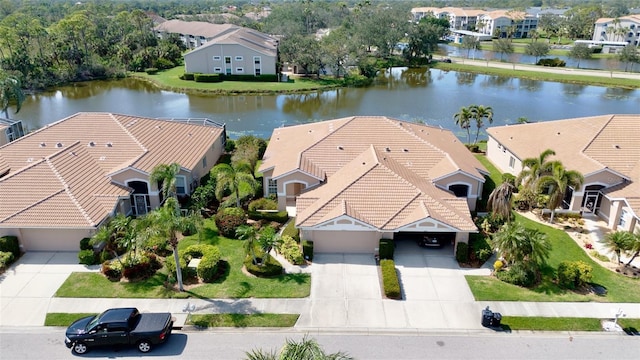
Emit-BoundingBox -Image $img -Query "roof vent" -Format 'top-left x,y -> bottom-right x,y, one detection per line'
337,146 -> 344,150
106,142 -> 113,147
88,141 -> 95,147
99,156 -> 106,161
156,125 -> 162,129
614,144 -> 620,149
385,147 -> 391,152
557,132 -> 561,135
39,142 -> 46,147
27,157 -> 34,162
403,148 -> 409,152
56,142 -> 63,148
69,151 -> 76,156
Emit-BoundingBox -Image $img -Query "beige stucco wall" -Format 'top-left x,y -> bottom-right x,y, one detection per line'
435,172 -> 483,211
13,228 -> 94,251
185,44 -> 277,75
272,171 -> 322,211
303,230 -> 380,253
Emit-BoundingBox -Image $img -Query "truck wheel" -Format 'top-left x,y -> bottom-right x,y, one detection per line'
137,340 -> 152,353
72,342 -> 88,354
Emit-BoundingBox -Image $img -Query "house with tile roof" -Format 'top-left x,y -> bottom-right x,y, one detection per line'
259,116 -> 488,253
487,114 -> 640,234
183,26 -> 278,76
154,20 -> 239,49
0,113 -> 226,251
592,15 -> 640,47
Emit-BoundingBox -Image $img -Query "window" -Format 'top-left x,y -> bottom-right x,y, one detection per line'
213,67 -> 222,72
267,178 -> 277,195
619,209 -> 628,228
509,156 -> 515,169
213,56 -> 221,61
254,56 -> 261,64
225,57 -> 231,64
235,56 -> 243,61
202,156 -> 207,168
176,176 -> 186,195
255,68 -> 261,76
236,67 -> 244,73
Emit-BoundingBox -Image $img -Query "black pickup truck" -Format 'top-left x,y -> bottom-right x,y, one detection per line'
65,307 -> 173,354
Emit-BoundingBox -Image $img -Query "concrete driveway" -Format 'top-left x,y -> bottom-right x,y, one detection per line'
0,252 -> 97,326
296,241 -> 491,330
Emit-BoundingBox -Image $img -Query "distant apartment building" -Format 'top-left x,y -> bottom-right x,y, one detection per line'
154,19 -> 240,49
593,14 -> 640,46
411,6 -> 538,38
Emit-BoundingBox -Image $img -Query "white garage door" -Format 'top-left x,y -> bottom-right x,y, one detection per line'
312,230 -> 380,253
19,229 -> 91,252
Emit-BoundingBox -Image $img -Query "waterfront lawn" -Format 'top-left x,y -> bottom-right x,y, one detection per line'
186,313 -> 299,328
466,214 -> 640,303
55,219 -> 310,299
433,62 -> 640,89
132,67 -> 343,94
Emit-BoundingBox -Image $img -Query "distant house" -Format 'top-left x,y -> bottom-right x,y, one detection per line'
0,118 -> 25,146
592,14 -> 640,47
487,114 -> 640,234
154,19 -> 238,49
0,113 -> 226,251
183,26 -> 278,76
259,116 -> 487,253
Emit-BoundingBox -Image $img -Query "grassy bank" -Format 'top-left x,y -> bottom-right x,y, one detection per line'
187,313 -> 299,328
433,62 -> 640,89
131,67 -> 344,95
45,313 -> 97,326
501,316 -> 640,332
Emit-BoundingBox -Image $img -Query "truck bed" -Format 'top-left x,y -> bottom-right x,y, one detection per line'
131,313 -> 172,334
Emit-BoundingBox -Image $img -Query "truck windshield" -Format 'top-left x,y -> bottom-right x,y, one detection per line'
86,311 -> 106,331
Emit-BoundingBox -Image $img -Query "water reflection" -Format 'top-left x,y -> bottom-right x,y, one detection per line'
518,78 -> 543,92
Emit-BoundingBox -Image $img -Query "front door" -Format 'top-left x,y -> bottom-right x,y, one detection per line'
583,193 -> 599,213
134,195 -> 147,216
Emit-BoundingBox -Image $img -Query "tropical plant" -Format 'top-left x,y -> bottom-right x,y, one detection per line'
0,72 -> 25,118
603,230 -> 634,264
212,161 -> 259,208
150,162 -> 181,204
516,149 -> 556,191
625,229 -> 640,265
487,181 -> 516,222
236,224 -> 259,265
453,106 -> 473,144
491,222 -> 551,270
257,226 -> 281,257
537,161 -> 584,223
469,104 -> 493,144
244,335 -> 354,360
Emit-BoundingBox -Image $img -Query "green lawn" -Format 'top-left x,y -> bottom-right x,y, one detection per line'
467,213 -> 640,303
55,219 -> 310,299
432,62 -> 640,89
501,316 -> 640,332
45,313 -> 97,327
131,67 -> 344,95
187,313 -> 299,328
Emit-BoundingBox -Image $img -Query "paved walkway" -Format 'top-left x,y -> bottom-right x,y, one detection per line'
2,220 -> 640,330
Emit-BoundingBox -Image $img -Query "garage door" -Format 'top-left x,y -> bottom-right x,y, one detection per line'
19,229 -> 91,251
312,230 -> 380,253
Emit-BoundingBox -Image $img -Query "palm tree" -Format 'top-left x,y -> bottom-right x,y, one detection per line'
625,230 -> 640,265
516,149 -> 556,191
537,161 -> 584,223
212,161 -> 259,208
150,162 -> 181,204
453,106 -> 473,144
604,230 -> 634,264
245,335 -> 354,360
0,72 -> 25,118
487,181 -> 516,222
258,226 -> 281,257
143,197 -> 199,291
469,104 -> 493,144
491,222 -> 551,268
236,224 -> 259,265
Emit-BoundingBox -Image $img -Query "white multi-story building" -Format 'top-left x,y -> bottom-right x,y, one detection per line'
593,14 -> 640,46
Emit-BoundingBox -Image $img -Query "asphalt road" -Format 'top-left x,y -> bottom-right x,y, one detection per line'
1,327 -> 638,360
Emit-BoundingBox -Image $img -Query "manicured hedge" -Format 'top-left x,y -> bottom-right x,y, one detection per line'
221,74 -> 278,82
79,237 -> 92,251
557,260 -> 592,289
456,242 -> 469,263
302,240 -> 314,261
0,251 -> 14,270
244,254 -> 283,277
194,73 -> 222,83
277,235 -> 305,265
537,58 -> 566,67
379,239 -> 394,260
248,198 -> 278,212
0,236 -> 20,258
380,259 -> 401,299
282,220 -> 300,242
78,249 -> 97,265
182,72 -> 196,80
165,244 -> 222,283
248,210 -> 289,223
214,207 -> 246,238
145,67 -> 159,75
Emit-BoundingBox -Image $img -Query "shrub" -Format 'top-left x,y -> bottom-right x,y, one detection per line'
465,144 -> 479,152
183,72 -> 196,80
282,220 -> 300,242
221,74 -> 278,82
302,240 -> 314,261
248,198 -> 278,212
215,207 -> 246,238
380,259 -> 401,299
101,261 -> 122,280
589,250 -> 609,262
122,261 -> 154,280
456,242 -> 469,263
557,260 -> 592,289
244,253 -> 283,277
379,239 -> 394,260
197,247 -> 221,282
78,249 -> 97,265
0,251 -> 14,270
0,236 -> 20,258
145,67 -> 159,75
343,74 -> 372,87
155,58 -> 174,70
536,57 -> 566,67
165,252 -> 193,279
277,235 -> 305,265
79,237 -> 92,251
496,263 -> 536,287
501,173 -> 516,186
470,234 -> 493,263
194,73 -> 222,83
142,236 -> 171,256
248,210 -> 289,223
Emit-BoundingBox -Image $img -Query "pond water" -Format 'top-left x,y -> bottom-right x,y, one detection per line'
10,67 -> 640,140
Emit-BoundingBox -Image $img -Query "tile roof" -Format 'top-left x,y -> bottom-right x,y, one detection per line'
260,116 -> 484,232
0,113 -> 224,229
154,20 -> 238,39
296,146 -> 477,231
487,114 -> 640,216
